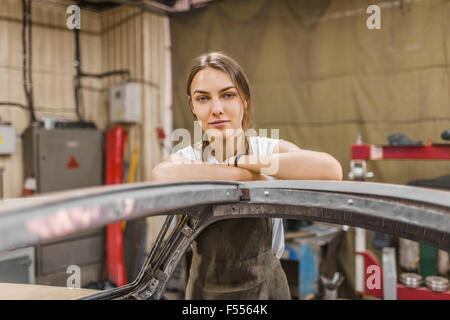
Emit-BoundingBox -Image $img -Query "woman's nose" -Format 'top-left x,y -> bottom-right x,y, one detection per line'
211,97 -> 224,115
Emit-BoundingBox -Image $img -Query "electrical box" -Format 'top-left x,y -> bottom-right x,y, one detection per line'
0,125 -> 16,155
35,229 -> 104,287
109,82 -> 141,123
0,247 -> 35,284
22,126 -> 103,193
21,126 -> 105,287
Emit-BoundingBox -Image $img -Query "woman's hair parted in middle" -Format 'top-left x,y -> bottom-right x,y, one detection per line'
186,52 -> 253,131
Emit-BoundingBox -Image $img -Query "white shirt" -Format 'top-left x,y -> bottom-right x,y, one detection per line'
173,136 -> 285,259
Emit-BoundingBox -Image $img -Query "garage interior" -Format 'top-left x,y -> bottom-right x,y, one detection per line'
0,0 -> 449,300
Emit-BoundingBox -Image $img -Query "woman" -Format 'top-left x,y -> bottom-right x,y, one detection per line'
151,52 -> 343,300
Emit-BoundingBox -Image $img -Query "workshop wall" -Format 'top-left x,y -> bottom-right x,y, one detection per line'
0,0 -> 170,199
0,0 -> 102,198
100,6 -> 171,184
170,0 -> 450,185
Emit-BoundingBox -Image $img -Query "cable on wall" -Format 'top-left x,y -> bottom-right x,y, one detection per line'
22,0 -> 37,123
73,22 -> 130,122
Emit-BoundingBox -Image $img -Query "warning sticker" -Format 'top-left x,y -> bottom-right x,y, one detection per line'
67,156 -> 80,169
0,136 -> 4,144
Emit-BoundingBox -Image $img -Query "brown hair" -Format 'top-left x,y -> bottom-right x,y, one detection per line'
186,52 -> 252,160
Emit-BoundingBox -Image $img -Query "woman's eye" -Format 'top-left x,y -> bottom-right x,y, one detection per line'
223,92 -> 235,99
196,96 -> 209,102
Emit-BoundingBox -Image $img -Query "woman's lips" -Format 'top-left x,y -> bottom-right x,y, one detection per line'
209,121 -> 229,128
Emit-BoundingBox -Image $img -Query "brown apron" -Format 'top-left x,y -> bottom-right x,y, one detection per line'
185,217 -> 291,300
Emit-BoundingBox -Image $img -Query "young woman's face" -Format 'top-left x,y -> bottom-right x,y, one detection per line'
190,67 -> 245,140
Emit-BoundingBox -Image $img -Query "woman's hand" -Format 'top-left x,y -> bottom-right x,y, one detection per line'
220,140 -> 343,181
221,155 -> 271,181
221,155 -> 236,167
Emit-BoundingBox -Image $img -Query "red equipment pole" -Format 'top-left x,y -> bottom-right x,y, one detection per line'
105,126 -> 128,287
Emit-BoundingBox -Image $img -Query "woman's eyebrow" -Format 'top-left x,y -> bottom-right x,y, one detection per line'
219,86 -> 235,92
193,90 -> 209,95
193,86 -> 235,95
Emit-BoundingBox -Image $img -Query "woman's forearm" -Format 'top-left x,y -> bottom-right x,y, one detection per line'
236,151 -> 343,181
151,162 -> 268,183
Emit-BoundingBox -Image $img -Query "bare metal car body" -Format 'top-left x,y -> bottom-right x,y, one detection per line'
0,180 -> 448,299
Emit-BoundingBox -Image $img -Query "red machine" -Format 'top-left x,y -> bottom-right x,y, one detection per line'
350,135 -> 450,181
351,142 -> 450,161
350,132 -> 450,300
355,250 -> 450,300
